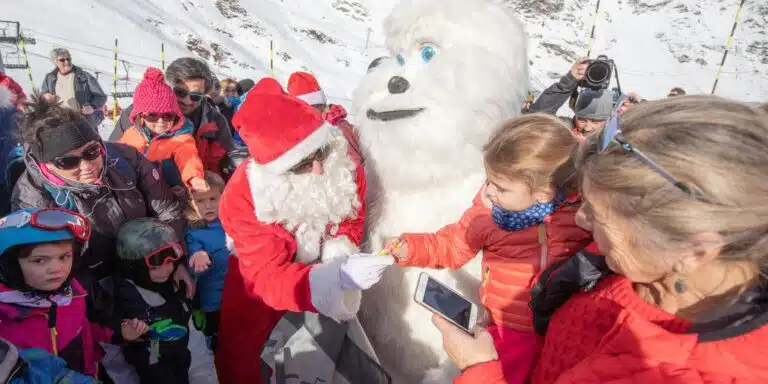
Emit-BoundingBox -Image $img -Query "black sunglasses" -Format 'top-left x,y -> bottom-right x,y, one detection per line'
143,113 -> 178,123
173,88 -> 205,103
57,58 -> 72,63
599,115 -> 694,195
51,143 -> 102,170
288,146 -> 331,174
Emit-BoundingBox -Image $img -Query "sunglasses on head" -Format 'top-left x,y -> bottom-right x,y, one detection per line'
50,143 -> 103,170
144,243 -> 183,268
142,113 -> 178,123
288,146 -> 331,174
598,115 -> 693,195
173,88 -> 205,103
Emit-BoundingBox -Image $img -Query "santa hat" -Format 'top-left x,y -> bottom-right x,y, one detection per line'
233,78 -> 333,175
129,67 -> 184,127
287,71 -> 327,106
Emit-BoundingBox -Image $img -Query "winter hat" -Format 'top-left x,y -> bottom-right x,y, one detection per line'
129,67 -> 184,127
29,116 -> 100,163
574,89 -> 614,121
287,72 -> 327,106
233,78 -> 333,175
237,78 -> 255,95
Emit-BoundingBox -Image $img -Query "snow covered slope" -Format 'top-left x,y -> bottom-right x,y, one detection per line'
2,0 -> 766,122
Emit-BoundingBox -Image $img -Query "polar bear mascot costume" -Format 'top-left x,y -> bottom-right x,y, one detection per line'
354,0 -> 528,382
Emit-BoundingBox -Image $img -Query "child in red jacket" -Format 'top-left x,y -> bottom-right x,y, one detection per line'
386,114 -> 592,383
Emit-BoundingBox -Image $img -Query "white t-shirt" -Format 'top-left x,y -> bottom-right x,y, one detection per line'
55,72 -> 79,110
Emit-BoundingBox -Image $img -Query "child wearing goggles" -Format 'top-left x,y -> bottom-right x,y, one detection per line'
104,217 -> 191,383
0,208 -> 144,380
118,67 -> 209,193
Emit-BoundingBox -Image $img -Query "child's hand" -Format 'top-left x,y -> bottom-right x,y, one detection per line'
121,319 -> 149,341
381,237 -> 408,260
189,250 -> 212,273
190,177 -> 210,193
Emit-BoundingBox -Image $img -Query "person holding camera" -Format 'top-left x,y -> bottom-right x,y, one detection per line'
527,58 -> 588,116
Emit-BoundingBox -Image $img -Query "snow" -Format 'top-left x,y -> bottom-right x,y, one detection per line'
1,0 -> 765,126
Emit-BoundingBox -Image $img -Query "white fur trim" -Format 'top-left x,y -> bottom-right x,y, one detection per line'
297,90 -> 327,106
0,86 -> 13,109
308,258 -> 361,322
254,122 -> 334,176
321,236 -> 359,262
225,235 -> 236,257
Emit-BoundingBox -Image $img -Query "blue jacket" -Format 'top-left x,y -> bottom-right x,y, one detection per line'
11,348 -> 95,384
185,219 -> 230,311
0,105 -> 18,216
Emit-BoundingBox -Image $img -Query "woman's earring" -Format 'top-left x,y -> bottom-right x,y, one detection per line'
674,279 -> 687,294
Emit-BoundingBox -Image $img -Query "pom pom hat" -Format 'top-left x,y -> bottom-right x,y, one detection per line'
287,71 -> 327,106
232,77 -> 334,175
129,67 -> 184,130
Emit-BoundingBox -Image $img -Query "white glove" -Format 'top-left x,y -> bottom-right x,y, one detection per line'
339,253 -> 395,290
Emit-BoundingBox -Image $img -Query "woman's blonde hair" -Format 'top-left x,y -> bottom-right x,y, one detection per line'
220,78 -> 237,93
579,95 -> 768,270
184,171 -> 226,227
484,113 -> 579,193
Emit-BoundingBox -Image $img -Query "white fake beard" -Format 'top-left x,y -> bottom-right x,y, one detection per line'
248,139 -> 360,263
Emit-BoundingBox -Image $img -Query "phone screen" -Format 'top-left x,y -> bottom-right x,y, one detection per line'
422,277 -> 473,330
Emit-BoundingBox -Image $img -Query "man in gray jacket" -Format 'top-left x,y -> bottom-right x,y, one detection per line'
41,48 -> 107,128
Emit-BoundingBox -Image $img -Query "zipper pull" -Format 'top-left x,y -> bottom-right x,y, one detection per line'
149,339 -> 160,365
48,302 -> 59,356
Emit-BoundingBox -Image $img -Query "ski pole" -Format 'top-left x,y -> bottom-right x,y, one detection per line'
269,40 -> 274,78
711,0 -> 745,95
19,37 -> 35,93
161,42 -> 165,71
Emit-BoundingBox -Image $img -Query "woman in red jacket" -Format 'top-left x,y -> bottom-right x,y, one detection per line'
434,95 -> 768,383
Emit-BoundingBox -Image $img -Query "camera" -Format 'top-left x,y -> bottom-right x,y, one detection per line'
579,55 -> 614,90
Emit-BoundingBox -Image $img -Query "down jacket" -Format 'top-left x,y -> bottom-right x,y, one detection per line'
10,142 -> 184,285
398,190 -> 592,332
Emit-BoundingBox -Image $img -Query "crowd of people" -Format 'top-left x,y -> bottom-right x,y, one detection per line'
0,43 -> 766,384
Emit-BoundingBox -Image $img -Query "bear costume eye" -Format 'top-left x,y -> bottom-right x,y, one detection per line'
396,54 -> 406,66
420,45 -> 437,63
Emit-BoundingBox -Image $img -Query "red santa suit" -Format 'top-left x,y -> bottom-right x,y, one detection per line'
215,78 -> 368,384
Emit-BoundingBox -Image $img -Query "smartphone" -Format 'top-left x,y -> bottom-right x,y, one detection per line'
414,272 -> 479,335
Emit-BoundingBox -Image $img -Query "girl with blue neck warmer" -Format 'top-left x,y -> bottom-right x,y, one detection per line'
383,114 -> 593,384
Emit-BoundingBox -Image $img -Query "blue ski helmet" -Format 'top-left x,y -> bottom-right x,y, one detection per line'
0,208 -> 88,292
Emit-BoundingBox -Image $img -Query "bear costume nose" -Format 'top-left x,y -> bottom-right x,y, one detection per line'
388,76 -> 410,94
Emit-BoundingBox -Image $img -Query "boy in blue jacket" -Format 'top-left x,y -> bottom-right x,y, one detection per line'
184,171 -> 230,352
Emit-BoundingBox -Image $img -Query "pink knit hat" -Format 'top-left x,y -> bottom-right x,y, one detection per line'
129,67 -> 184,129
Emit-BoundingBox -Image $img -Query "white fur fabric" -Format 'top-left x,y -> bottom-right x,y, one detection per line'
354,0 -> 528,382
0,86 -> 13,109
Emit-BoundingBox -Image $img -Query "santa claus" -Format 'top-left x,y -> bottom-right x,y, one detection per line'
215,78 -> 393,384
354,0 -> 529,382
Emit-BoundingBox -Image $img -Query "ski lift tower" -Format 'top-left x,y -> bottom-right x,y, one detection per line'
0,20 -> 37,89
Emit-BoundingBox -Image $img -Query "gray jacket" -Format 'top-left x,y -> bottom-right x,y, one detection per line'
41,66 -> 107,127
11,142 -> 183,284
527,72 -> 579,115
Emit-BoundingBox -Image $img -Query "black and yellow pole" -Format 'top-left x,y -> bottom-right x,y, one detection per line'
711,0 -> 746,94
19,37 -> 35,92
112,38 -> 118,122
586,0 -> 601,58
161,42 -> 165,70
269,40 -> 274,78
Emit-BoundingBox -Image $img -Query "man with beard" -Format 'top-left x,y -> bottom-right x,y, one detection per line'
215,78 -> 393,384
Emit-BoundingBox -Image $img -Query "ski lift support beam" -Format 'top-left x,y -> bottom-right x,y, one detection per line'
0,21 -> 36,44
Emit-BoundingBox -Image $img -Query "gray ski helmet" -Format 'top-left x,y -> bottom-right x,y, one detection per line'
116,217 -> 179,262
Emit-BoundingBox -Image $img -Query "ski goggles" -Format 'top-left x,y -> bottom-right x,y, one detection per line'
144,243 -> 183,268
0,208 -> 91,241
598,115 -> 693,195
142,113 -> 178,123
173,88 -> 205,103
50,143 -> 103,170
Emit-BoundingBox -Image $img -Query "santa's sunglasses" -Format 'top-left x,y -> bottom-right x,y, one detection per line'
144,243 -> 183,268
598,115 -> 693,195
173,88 -> 205,103
289,146 -> 331,174
50,143 -> 103,170
142,113 -> 178,123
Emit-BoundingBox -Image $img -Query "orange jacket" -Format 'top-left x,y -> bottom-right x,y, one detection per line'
118,121 -> 204,187
458,275 -> 768,383
399,189 -> 592,332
